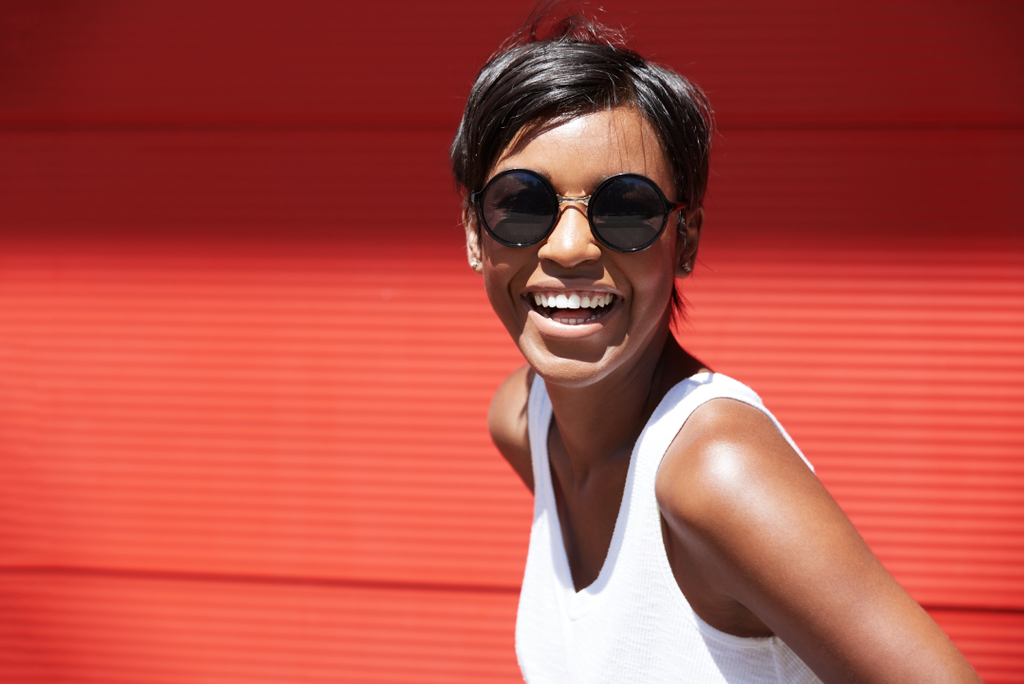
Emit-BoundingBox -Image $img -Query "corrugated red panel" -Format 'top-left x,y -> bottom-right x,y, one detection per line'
2,0 -> 1021,127
0,569 -> 520,683
929,609 -> 1024,683
1,0 -> 1021,681
0,253 -> 531,587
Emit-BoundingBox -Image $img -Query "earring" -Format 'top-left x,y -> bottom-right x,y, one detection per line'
682,262 -> 692,273
470,258 -> 482,272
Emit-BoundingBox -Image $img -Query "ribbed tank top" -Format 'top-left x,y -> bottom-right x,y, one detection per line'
515,372 -> 824,683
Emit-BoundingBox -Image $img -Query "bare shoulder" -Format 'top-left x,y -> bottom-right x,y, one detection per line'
656,397 -> 981,684
488,364 -> 534,493
655,397 -> 823,536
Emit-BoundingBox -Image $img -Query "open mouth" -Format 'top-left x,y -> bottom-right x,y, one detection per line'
527,291 -> 617,326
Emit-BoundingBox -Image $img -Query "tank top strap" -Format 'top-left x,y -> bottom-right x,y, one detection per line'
525,371 -> 812,511
526,374 -> 554,519
631,373 -> 814,502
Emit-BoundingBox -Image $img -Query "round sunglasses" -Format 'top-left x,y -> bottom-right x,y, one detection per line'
471,169 -> 687,253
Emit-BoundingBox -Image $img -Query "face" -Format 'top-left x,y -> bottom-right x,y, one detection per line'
466,107 -> 696,389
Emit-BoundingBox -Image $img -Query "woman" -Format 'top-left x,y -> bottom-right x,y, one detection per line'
450,11 -> 980,684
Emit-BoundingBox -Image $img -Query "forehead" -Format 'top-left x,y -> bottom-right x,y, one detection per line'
491,107 -> 674,195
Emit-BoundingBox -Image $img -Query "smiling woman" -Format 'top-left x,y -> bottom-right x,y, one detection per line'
469,108 -> 687,387
450,8 -> 983,684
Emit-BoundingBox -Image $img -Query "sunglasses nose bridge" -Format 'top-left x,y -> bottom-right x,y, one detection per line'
540,196 -> 601,266
553,194 -> 594,241
556,193 -> 592,208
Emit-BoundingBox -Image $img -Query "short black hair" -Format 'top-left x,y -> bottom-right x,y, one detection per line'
450,11 -> 713,213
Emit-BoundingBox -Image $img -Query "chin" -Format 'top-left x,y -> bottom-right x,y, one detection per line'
517,339 -> 625,390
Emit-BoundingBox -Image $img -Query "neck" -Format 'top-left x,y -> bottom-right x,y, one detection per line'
543,326 -> 704,482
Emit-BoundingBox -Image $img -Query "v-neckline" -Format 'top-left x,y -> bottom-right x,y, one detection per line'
539,396 -> 641,614
534,372 -> 712,617
546,424 -> 631,594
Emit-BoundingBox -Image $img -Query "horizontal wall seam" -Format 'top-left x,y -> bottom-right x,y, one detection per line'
0,122 -> 1022,134
0,565 -> 521,595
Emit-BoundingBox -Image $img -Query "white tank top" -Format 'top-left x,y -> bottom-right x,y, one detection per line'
516,372 -> 824,684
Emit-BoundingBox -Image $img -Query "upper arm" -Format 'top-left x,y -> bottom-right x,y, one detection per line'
488,364 -> 534,493
656,398 -> 980,684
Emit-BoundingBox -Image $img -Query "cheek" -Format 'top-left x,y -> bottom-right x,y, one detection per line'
633,272 -> 676,325
628,239 -> 679,313
483,264 -> 513,309
481,248 -> 528,333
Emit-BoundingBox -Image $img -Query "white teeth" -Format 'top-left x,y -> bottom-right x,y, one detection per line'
557,312 -> 601,325
531,292 -> 615,311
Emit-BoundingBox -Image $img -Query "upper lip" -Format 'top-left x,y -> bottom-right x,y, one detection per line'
523,281 -> 620,297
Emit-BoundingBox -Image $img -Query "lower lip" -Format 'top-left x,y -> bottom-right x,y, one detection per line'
523,299 -> 618,338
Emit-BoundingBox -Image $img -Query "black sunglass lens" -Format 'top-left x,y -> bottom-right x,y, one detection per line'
481,172 -> 557,246
590,176 -> 667,251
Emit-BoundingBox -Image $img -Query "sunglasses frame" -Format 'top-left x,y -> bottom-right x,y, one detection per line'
471,168 -> 688,253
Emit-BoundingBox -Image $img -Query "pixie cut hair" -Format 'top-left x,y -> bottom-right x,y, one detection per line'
451,12 -> 713,219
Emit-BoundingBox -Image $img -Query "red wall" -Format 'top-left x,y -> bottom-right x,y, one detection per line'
1,1 -> 1022,682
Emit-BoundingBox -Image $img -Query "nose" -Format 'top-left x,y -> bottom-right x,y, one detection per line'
537,202 -> 601,267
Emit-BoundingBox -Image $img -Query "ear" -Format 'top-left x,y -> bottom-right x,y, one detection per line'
462,205 -> 484,274
675,207 -> 703,279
